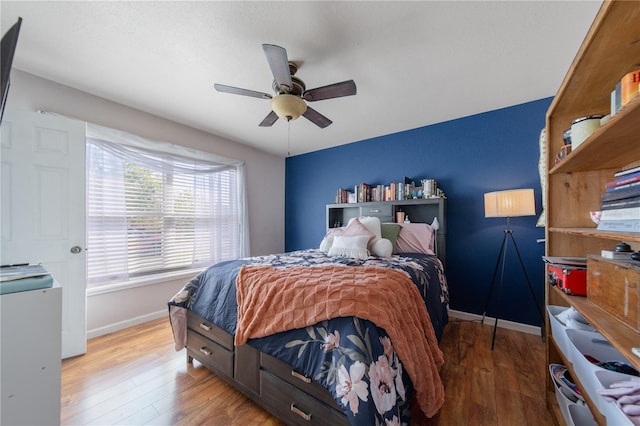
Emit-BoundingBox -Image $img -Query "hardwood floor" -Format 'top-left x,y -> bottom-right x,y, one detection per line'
61,318 -> 554,425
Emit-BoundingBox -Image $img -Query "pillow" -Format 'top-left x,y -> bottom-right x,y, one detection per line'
319,226 -> 345,252
342,218 -> 375,244
349,216 -> 382,239
381,223 -> 401,252
370,238 -> 393,257
319,236 -> 333,253
320,219 -> 374,253
395,223 -> 435,255
327,235 -> 370,259
537,128 -> 546,228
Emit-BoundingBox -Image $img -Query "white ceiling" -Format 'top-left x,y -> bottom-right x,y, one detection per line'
1,1 -> 602,157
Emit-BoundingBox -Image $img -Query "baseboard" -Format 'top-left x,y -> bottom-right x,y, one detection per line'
87,309 -> 167,339
87,308 -> 541,339
448,308 -> 542,336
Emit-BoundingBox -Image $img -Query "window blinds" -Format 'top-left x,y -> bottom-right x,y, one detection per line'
86,129 -> 247,287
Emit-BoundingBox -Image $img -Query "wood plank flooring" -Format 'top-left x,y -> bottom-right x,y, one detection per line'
61,318 -> 554,425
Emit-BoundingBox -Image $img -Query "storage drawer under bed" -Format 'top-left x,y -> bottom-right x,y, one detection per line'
260,352 -> 341,409
186,329 -> 234,378
260,369 -> 349,426
187,311 -> 234,350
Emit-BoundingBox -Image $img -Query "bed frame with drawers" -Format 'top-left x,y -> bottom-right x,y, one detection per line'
186,309 -> 349,425
185,199 -> 447,424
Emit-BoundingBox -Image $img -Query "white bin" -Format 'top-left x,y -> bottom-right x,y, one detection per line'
568,404 -> 598,426
595,370 -> 637,426
566,329 -> 634,406
550,363 -> 587,425
547,305 -> 571,360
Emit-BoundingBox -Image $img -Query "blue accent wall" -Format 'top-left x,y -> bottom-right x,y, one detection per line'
285,98 -> 550,327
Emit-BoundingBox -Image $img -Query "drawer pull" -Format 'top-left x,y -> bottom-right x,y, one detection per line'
291,370 -> 312,383
199,347 -> 212,356
290,403 -> 312,421
199,322 -> 212,331
370,209 -> 380,213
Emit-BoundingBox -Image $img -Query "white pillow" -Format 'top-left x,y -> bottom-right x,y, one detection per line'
319,236 -> 334,253
327,235 -> 370,259
370,238 -> 393,257
319,227 -> 346,253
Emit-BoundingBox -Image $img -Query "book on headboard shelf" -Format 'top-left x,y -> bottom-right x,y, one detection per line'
334,177 -> 444,204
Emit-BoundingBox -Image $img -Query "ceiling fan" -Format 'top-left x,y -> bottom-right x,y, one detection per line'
214,44 -> 357,129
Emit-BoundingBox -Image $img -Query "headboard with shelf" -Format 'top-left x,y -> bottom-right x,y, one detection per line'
326,198 -> 446,264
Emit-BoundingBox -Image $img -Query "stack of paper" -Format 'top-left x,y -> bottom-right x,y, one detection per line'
0,264 -> 53,294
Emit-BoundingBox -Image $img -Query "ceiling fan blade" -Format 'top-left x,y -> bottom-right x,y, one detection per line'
303,80 -> 357,101
259,110 -> 279,127
214,83 -> 272,99
303,107 -> 332,128
262,44 -> 293,93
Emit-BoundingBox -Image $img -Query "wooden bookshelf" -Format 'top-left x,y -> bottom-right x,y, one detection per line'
544,2 -> 640,425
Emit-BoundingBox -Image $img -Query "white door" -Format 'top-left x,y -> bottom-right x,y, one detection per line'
1,109 -> 87,358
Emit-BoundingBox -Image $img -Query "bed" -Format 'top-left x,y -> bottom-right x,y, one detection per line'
168,215 -> 449,425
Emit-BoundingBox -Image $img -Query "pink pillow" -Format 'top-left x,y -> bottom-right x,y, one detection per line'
341,218 -> 375,245
395,223 -> 435,255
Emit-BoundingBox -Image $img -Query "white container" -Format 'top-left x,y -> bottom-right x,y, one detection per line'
550,363 -> 585,404
566,329 -> 633,404
595,370 -> 637,425
548,305 -> 572,361
568,404 -> 598,426
571,115 -> 603,150
551,368 -> 585,425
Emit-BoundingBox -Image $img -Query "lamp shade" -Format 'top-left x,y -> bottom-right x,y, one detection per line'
484,189 -> 535,218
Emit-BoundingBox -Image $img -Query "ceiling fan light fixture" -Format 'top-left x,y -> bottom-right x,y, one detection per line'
271,94 -> 307,121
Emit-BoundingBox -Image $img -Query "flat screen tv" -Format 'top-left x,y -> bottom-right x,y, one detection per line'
1,17 -> 23,125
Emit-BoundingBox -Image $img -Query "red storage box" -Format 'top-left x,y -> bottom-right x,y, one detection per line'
547,263 -> 587,296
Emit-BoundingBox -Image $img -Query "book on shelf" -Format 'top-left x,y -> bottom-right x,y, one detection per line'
596,219 -> 640,232
605,179 -> 640,192
600,206 -> 640,221
601,182 -> 640,202
335,188 -> 352,204
335,177 -> 435,205
614,165 -> 640,178
600,249 -> 634,260
611,82 -> 622,116
601,196 -> 640,210
606,171 -> 640,188
354,182 -> 372,203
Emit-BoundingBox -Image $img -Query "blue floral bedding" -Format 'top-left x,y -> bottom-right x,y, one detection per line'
169,249 -> 448,425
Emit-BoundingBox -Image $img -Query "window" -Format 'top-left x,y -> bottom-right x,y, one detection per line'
86,126 -> 248,288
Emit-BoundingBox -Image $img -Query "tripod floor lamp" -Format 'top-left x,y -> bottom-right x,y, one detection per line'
481,188 -> 544,350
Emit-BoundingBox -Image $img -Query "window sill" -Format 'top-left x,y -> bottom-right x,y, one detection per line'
86,268 -> 205,296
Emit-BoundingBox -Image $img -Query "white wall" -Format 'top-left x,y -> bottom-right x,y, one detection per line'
6,70 -> 285,337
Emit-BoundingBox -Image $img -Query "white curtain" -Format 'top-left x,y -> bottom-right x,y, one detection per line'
86,123 -> 249,286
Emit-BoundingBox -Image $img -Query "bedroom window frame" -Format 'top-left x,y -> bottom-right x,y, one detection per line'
85,123 -> 249,289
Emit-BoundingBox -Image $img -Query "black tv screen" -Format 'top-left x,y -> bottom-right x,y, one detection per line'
1,17 -> 22,125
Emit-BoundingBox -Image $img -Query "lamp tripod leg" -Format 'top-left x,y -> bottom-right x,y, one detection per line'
490,231 -> 510,350
481,231 -> 508,325
508,232 -> 545,339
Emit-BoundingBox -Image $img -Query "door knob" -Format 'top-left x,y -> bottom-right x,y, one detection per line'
70,246 -> 82,254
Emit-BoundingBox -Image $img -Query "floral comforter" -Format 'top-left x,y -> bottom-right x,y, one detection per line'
168,249 -> 448,425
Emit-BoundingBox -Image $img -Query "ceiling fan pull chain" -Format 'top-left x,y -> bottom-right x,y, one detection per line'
287,121 -> 291,157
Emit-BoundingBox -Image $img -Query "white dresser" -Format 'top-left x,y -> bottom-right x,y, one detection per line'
1,282 -> 62,425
